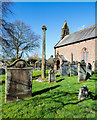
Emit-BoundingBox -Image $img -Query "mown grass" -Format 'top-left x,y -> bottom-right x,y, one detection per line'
1,71 -> 97,119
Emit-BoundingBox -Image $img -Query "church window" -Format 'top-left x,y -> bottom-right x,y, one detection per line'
83,52 -> 85,60
82,47 -> 88,62
86,51 -> 88,62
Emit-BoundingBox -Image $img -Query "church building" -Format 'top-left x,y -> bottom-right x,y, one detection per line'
54,20 -> 97,71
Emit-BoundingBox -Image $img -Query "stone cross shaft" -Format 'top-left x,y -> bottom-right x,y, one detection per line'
41,25 -> 47,79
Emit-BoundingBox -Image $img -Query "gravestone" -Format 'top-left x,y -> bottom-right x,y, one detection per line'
60,62 -> 69,76
48,69 -> 56,83
35,61 -> 41,70
5,59 -> 33,103
70,62 -> 78,76
78,85 -> 88,101
78,60 -> 86,82
95,60 -> 97,71
86,63 -> 92,79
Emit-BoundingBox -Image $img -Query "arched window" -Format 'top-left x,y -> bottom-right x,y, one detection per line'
82,47 -> 88,62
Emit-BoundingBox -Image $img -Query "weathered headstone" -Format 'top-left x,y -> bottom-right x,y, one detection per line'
70,62 -> 78,76
95,60 -> 97,71
78,85 -> 88,101
35,61 -> 41,70
5,60 -> 33,103
78,60 -> 86,82
60,62 -> 69,76
86,63 -> 92,79
48,69 -> 56,83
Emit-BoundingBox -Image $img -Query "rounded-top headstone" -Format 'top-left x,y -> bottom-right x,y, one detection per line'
41,25 -> 47,31
15,61 -> 26,68
80,60 -> 86,66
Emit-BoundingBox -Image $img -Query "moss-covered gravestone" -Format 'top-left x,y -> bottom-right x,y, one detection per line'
5,60 -> 33,103
78,60 -> 86,82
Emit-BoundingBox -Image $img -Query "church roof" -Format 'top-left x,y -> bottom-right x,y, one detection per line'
58,55 -> 68,62
54,24 -> 97,48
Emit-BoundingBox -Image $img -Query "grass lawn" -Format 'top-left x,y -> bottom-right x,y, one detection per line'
0,71 -> 97,119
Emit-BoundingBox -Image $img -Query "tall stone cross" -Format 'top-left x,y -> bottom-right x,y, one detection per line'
41,25 -> 47,79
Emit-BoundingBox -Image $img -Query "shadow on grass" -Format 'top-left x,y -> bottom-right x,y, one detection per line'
52,91 -> 97,108
32,73 -> 48,79
32,85 -> 60,97
57,78 -> 64,83
89,78 -> 97,80
88,92 -> 97,100
56,75 -> 60,77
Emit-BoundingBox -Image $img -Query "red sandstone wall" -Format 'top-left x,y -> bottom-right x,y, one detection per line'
95,38 -> 97,61
55,38 -> 96,70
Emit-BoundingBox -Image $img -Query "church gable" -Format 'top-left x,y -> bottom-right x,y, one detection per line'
55,24 -> 97,48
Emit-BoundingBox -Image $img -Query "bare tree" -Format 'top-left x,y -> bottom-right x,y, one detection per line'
2,20 -> 40,59
0,1 -> 13,60
1,1 -> 13,18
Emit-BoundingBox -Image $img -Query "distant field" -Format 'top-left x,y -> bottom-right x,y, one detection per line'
0,70 -> 97,118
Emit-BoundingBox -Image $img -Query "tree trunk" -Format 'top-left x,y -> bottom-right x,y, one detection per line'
16,48 -> 18,59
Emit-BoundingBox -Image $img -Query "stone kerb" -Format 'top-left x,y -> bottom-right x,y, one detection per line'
70,61 -> 78,76
48,69 -> 56,83
78,60 -> 86,82
5,59 -> 33,103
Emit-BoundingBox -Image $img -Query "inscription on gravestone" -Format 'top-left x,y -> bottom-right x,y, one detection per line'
5,60 -> 33,103
78,60 -> 86,82
60,62 -> 69,76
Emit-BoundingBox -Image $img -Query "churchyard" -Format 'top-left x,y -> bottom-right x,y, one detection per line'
0,69 -> 97,118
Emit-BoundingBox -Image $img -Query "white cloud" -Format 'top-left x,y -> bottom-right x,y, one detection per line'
77,25 -> 86,31
81,25 -> 85,29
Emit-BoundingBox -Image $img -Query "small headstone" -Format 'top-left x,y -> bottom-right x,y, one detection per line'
48,69 -> 56,83
70,62 -> 78,76
5,60 -> 33,103
78,60 -> 86,82
86,63 -> 92,79
60,62 -> 69,76
78,85 -> 88,101
35,61 -> 41,70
